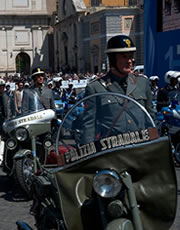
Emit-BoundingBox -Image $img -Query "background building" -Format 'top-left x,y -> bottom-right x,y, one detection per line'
0,0 -> 56,77
54,0 -> 144,74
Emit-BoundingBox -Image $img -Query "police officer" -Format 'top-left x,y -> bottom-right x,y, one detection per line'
22,67 -> 56,113
47,81 -> 53,89
80,35 -> 154,144
53,77 -> 66,101
156,70 -> 180,112
149,75 -> 159,100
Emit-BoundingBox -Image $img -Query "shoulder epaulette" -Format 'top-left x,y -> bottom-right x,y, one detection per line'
135,74 -> 148,79
87,75 -> 106,85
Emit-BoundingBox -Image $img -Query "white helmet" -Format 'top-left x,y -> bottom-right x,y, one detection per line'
149,76 -> 159,81
164,70 -> 178,84
47,81 -> 53,85
24,82 -> 29,87
0,79 -> 5,86
53,77 -> 62,82
172,71 -> 180,78
5,82 -> 10,87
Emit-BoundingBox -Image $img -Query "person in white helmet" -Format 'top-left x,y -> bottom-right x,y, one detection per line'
47,81 -> 53,89
156,70 -> 180,112
149,76 -> 159,100
53,77 -> 66,101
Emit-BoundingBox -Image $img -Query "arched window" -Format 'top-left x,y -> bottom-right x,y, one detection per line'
16,52 -> 30,75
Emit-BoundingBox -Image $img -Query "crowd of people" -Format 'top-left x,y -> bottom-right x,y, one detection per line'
149,70 -> 180,112
0,69 -> 103,135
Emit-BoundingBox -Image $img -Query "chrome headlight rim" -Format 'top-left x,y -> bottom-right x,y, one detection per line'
15,127 -> 28,142
93,169 -> 122,198
6,138 -> 17,150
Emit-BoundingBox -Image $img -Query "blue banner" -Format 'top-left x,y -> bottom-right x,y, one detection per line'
144,0 -> 180,87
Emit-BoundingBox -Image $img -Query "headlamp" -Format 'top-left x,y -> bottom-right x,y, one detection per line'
15,127 -> 28,141
6,138 -> 17,150
163,111 -> 171,115
43,139 -> 53,148
93,169 -> 122,198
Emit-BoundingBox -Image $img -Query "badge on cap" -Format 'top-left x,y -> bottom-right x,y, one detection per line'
124,39 -> 131,48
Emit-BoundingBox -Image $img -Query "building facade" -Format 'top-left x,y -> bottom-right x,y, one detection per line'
54,0 -> 144,74
0,0 -> 56,77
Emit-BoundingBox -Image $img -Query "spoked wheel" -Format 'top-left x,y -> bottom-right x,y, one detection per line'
15,156 -> 34,198
158,122 -> 168,137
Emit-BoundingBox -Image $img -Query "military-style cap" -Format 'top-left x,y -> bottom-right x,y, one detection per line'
106,35 -> 136,53
31,67 -> 45,79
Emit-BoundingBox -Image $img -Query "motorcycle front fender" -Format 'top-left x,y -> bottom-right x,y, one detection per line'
105,218 -> 134,230
13,149 -> 32,160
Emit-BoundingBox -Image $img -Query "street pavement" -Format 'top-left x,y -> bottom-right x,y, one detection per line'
0,167 -> 35,230
0,166 -> 180,230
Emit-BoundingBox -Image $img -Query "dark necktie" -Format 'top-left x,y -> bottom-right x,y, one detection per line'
39,88 -> 42,95
120,79 -> 127,93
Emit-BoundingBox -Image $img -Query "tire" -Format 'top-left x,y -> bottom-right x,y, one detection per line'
173,142 -> 180,167
15,157 -> 34,198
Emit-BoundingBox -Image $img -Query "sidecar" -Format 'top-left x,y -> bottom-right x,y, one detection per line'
54,92 -> 177,230
18,92 -> 177,230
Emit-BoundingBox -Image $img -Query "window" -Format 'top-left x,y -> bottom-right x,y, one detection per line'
91,22 -> 100,34
91,0 -> 101,7
124,18 -> 133,30
13,0 -> 29,7
128,0 -> 138,7
15,31 -> 30,45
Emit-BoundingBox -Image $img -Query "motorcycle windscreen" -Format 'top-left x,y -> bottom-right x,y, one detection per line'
54,92 -> 177,230
3,89 -> 55,135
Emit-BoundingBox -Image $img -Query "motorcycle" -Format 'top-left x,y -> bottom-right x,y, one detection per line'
54,90 -> 85,120
17,92 -> 177,230
2,91 -> 56,197
156,91 -> 180,164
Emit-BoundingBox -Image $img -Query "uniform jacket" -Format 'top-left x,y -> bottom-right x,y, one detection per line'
3,91 -> 15,119
22,85 -> 56,114
81,71 -> 154,144
1,93 -> 9,119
